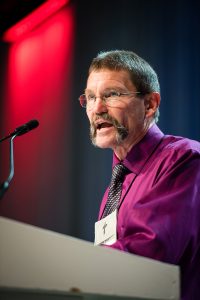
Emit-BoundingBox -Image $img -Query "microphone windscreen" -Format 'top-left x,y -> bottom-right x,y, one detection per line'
26,120 -> 39,130
15,120 -> 39,136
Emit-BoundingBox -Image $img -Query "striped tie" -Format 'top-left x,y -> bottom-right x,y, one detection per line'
102,163 -> 129,218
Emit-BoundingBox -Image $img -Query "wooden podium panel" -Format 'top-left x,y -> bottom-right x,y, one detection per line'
0,217 -> 180,300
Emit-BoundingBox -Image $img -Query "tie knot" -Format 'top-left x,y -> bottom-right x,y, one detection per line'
111,163 -> 129,182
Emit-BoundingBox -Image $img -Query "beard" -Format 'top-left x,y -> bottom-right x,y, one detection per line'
89,113 -> 128,147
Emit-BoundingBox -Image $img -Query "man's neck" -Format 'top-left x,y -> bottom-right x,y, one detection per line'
113,122 -> 154,161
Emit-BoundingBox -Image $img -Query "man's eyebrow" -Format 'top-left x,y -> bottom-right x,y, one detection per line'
85,86 -> 125,93
84,88 -> 93,94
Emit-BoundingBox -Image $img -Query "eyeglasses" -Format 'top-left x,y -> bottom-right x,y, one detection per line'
78,90 -> 141,108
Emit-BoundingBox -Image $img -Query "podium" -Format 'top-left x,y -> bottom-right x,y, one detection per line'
0,217 -> 180,300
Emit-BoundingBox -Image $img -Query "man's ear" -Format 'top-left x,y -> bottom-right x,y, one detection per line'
144,92 -> 160,118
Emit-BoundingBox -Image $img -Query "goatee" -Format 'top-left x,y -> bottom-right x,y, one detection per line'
89,113 -> 128,147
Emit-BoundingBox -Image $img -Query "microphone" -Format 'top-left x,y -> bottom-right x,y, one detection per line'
0,119 -> 39,199
0,119 -> 39,142
14,119 -> 39,136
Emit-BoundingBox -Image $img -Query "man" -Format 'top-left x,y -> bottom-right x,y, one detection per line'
78,50 -> 200,300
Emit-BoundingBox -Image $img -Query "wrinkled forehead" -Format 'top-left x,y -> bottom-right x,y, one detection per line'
86,69 -> 136,92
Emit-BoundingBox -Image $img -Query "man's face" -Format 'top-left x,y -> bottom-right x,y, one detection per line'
86,69 -> 148,152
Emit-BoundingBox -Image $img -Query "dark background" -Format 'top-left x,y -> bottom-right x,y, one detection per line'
0,0 -> 199,242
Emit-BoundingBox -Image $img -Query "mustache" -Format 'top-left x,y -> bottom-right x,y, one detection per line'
92,113 -> 122,129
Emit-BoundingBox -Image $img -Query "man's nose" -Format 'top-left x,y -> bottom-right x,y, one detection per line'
92,97 -> 108,113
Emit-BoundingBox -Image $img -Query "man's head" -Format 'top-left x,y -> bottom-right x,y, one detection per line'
81,50 -> 160,159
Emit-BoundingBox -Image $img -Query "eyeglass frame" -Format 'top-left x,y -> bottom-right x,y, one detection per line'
78,90 -> 142,108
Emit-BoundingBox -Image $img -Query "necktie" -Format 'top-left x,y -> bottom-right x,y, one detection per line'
102,163 -> 129,218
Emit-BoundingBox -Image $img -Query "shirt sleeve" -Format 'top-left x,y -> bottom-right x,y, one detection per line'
106,148 -> 200,265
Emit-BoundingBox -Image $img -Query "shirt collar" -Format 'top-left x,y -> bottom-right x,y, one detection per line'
112,124 -> 164,175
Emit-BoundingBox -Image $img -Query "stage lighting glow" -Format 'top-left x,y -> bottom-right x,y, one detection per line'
3,0 -> 70,42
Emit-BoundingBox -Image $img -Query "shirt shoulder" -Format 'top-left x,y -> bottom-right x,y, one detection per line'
142,134 -> 200,189
161,135 -> 200,157
148,135 -> 200,178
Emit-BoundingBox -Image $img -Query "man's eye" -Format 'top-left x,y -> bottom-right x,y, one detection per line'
105,91 -> 119,98
87,95 -> 95,101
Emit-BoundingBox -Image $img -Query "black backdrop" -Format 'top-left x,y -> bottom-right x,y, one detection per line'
0,0 -> 200,242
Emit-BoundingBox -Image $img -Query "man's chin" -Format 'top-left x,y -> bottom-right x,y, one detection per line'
91,136 -> 116,149
90,126 -> 127,148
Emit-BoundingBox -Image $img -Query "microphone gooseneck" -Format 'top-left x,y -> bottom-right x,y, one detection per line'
0,135 -> 16,199
0,119 -> 39,199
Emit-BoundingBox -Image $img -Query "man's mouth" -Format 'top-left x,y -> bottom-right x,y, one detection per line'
90,114 -> 128,146
96,122 -> 113,130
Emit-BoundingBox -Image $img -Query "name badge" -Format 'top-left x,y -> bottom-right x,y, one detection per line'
94,210 -> 117,246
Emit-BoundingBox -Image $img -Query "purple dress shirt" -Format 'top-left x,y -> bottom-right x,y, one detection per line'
98,125 -> 200,300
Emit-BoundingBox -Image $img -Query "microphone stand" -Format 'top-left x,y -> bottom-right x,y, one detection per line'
0,134 -> 17,200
